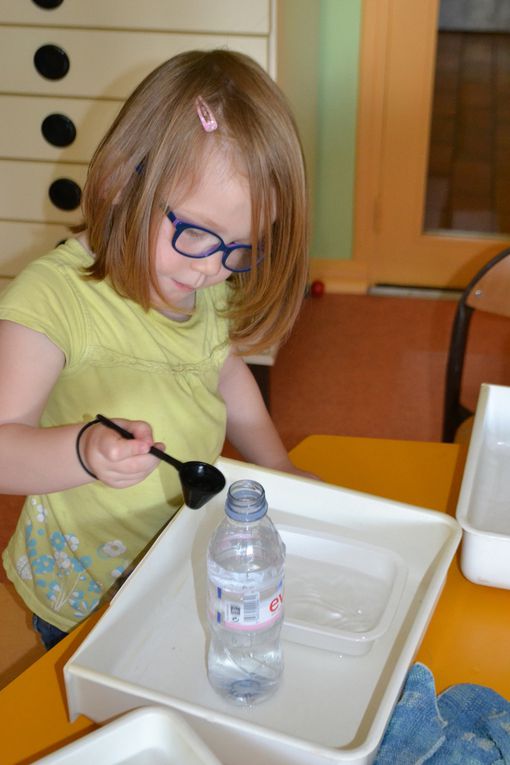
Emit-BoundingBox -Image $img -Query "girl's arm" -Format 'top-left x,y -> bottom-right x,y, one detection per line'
0,320 -> 162,494
218,351 -> 310,476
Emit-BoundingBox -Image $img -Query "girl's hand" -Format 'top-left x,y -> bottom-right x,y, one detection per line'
79,418 -> 165,488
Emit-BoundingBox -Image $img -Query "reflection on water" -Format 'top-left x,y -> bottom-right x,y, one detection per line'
285,555 -> 388,634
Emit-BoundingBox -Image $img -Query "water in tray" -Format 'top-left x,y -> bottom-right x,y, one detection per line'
277,525 -> 403,653
285,555 -> 388,634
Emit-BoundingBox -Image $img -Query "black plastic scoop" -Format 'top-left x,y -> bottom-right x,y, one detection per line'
96,414 -> 226,509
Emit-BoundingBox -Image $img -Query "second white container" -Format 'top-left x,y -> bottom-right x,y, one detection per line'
456,383 -> 510,589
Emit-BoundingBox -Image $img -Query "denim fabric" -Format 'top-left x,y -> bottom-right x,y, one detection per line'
375,663 -> 510,765
32,614 -> 68,651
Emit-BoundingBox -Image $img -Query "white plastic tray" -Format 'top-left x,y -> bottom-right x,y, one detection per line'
64,459 -> 461,765
32,706 -> 222,764
456,383 -> 510,588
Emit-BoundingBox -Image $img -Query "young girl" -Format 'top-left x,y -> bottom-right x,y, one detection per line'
0,49 -> 309,650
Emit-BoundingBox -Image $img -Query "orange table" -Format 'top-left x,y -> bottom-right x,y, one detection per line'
2,435 -> 510,764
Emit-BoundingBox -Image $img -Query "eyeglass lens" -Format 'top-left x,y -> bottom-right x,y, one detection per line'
175,227 -> 252,271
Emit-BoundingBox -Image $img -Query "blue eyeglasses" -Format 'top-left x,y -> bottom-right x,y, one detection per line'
166,209 -> 261,273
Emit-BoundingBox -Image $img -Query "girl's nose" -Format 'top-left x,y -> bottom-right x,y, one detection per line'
190,251 -> 224,277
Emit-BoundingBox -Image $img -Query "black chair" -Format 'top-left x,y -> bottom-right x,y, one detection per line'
443,247 -> 510,442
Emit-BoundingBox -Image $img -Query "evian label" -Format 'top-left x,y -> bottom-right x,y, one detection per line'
208,579 -> 284,631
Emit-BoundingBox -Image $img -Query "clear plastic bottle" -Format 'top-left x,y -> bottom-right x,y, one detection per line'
206,479 -> 285,705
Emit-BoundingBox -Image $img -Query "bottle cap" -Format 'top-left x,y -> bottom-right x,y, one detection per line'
225,479 -> 268,522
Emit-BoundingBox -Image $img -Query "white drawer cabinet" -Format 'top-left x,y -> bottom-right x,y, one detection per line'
0,27 -> 270,99
0,160 -> 88,223
0,96 -> 121,162
0,0 -> 275,277
0,0 -> 271,34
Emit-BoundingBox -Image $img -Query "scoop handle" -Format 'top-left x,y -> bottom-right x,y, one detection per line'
95,414 -> 183,471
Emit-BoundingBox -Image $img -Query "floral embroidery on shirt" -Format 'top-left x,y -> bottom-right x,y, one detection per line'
65,534 -> 79,551
36,505 -> 47,522
30,497 -> 48,523
98,540 -> 127,558
54,549 -> 72,573
46,581 -> 61,604
32,554 -> 55,574
72,555 -> 92,572
17,519 -> 105,618
111,564 -> 126,579
16,554 -> 33,580
50,531 -> 66,551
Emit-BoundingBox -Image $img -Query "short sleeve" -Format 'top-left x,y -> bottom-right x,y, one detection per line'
0,251 -> 87,368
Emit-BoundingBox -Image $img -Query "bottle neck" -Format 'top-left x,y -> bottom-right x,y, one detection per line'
225,479 -> 268,522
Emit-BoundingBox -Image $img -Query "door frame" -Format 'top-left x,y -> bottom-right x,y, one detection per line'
311,0 -> 510,292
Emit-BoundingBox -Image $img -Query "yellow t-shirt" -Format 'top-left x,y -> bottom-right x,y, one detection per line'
0,239 -> 230,631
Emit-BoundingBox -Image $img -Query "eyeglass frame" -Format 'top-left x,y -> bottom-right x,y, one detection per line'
165,209 -> 262,273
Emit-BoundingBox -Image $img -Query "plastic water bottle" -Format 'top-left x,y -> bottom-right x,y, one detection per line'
206,479 -> 285,705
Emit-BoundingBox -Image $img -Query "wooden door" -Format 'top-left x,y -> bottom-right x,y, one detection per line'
354,0 -> 510,289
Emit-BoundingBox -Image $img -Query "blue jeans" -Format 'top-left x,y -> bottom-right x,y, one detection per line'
32,614 -> 68,651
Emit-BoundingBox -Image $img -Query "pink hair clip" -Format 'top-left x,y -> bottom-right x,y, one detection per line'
195,96 -> 218,133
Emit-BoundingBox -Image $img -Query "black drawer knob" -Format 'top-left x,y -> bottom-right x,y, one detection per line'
49,178 -> 81,211
41,114 -> 76,147
34,44 -> 70,80
32,0 -> 64,8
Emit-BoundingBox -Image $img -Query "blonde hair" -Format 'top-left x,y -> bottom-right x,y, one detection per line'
81,49 -> 309,351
